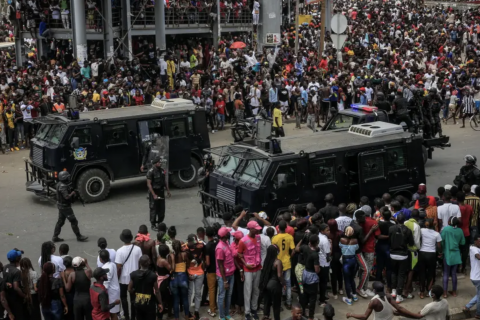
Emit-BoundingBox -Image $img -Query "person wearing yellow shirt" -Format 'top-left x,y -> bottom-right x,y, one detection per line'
167,57 -> 176,88
0,102 -> 5,153
273,103 -> 285,137
92,90 -> 101,103
271,220 -> 295,308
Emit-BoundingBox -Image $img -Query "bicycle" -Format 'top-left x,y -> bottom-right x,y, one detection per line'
470,111 -> 480,131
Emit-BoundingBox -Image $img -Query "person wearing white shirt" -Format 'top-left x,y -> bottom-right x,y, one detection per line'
115,229 -> 143,320
38,241 -> 66,279
91,60 -> 100,78
159,56 -> 168,84
437,191 -> 461,230
465,235 -> 480,316
318,225 -> 331,307
418,220 -> 442,297
99,249 -> 121,316
96,237 -> 116,267
252,0 -> 260,26
249,84 -> 261,114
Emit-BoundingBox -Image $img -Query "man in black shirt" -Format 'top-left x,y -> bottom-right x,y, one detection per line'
3,250 -> 26,320
296,234 -> 319,320
128,255 -> 162,320
374,92 -> 391,113
0,262 -> 14,320
204,227 -> 218,316
388,213 -> 414,303
392,89 -> 414,132
319,193 -> 339,222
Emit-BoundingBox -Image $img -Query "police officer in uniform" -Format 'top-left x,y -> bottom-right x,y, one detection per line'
147,156 -> 171,231
454,155 -> 480,189
427,88 -> 443,137
392,88 -> 414,132
197,153 -> 214,192
140,133 -> 160,172
52,171 -> 88,242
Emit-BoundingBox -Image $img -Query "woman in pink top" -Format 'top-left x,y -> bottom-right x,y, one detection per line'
230,231 -> 245,316
216,227 -> 236,320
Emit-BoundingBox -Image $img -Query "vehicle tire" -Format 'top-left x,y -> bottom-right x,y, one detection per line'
76,168 -> 111,203
170,157 -> 201,189
422,145 -> 428,165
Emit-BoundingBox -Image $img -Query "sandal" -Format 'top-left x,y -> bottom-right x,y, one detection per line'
449,291 -> 457,297
419,292 -> 425,299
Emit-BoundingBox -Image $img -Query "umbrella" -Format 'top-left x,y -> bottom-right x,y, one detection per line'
230,41 -> 247,49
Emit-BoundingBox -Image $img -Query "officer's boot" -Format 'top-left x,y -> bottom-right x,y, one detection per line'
72,224 -> 88,242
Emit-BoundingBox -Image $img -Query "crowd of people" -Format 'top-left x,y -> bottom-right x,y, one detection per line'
2,182 -> 480,320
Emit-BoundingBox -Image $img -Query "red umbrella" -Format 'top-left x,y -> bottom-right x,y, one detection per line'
230,41 -> 247,49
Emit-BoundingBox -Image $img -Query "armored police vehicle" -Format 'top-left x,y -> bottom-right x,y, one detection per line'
25,99 -> 210,203
322,104 -> 450,163
200,122 -> 426,225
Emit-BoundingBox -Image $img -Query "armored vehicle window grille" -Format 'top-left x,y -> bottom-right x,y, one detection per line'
71,128 -> 92,145
168,119 -> 187,138
311,158 -> 336,186
104,124 -> 127,145
273,164 -> 296,187
216,185 -> 236,204
361,154 -> 384,180
33,145 -> 43,166
386,147 -> 407,171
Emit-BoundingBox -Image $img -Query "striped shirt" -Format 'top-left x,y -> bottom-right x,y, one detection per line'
466,195 -> 480,227
463,95 -> 475,114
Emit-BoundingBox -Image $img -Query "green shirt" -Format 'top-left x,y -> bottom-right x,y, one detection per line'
441,225 -> 465,266
190,54 -> 197,68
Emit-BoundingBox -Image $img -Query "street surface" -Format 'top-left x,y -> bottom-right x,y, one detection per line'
0,121 -> 478,319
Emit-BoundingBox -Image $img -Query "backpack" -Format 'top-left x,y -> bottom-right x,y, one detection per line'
390,225 -> 406,252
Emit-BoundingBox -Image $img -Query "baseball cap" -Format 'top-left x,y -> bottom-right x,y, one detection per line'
472,185 -> 479,193
232,231 -> 244,240
72,256 -> 84,268
218,227 -> 232,238
93,267 -> 109,279
247,221 -> 262,230
444,184 -> 452,190
7,249 -> 22,261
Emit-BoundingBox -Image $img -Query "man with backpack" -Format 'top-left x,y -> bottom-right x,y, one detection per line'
389,213 -> 414,303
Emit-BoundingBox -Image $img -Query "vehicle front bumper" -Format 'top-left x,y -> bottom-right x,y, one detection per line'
25,159 -> 57,200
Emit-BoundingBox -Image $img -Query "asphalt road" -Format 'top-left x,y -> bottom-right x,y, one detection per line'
0,120 -> 479,318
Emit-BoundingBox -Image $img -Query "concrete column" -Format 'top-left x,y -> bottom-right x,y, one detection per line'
123,0 -> 133,60
155,0 -> 166,51
15,37 -> 22,66
104,0 -> 114,59
213,0 -> 220,50
325,0 -> 332,33
72,0 -> 87,66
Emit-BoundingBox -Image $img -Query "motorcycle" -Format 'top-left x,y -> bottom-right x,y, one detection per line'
231,108 -> 272,142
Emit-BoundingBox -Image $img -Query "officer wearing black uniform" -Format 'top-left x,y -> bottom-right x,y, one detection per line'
140,133 -> 160,172
146,156 -> 171,231
427,88 -> 443,137
392,89 -> 414,132
197,153 -> 214,192
454,155 -> 480,189
53,171 -> 88,242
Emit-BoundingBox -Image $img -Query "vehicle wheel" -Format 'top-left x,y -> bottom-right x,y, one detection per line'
422,145 -> 428,165
170,157 -> 201,189
76,168 -> 111,203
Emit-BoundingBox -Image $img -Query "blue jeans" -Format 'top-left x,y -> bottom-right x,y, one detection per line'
466,279 -> 480,316
217,275 -> 234,319
443,99 -> 450,119
217,113 -> 225,130
41,299 -> 63,320
342,256 -> 357,299
170,272 -> 189,319
282,269 -> 292,305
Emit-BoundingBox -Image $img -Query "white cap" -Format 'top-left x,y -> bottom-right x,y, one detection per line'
444,184 -> 452,191
72,256 -> 84,268
472,185 -> 478,193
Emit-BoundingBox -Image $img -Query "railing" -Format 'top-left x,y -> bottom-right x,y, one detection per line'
130,6 -> 252,28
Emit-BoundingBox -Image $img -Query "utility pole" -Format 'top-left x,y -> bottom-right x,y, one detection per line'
294,0 -> 299,56
318,0 -> 326,57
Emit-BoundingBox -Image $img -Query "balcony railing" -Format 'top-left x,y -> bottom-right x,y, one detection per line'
130,6 -> 252,28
